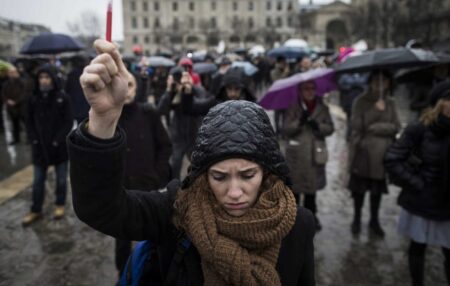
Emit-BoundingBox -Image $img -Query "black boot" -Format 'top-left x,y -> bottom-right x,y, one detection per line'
351,192 -> 364,235
443,247 -> 450,285
369,193 -> 385,237
409,242 -> 426,286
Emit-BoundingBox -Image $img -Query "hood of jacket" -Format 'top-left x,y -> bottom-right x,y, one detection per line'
216,67 -> 256,102
33,64 -> 60,94
182,100 -> 291,188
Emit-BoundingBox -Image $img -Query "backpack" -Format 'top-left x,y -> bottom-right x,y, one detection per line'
119,234 -> 191,286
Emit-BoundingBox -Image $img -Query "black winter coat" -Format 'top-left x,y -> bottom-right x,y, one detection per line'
157,86 -> 211,149
67,125 -> 316,286
384,121 -> 450,220
26,89 -> 73,166
66,67 -> 89,122
119,102 -> 172,190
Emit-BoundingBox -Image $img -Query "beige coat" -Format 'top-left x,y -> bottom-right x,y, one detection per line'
283,100 -> 334,194
348,91 -> 401,180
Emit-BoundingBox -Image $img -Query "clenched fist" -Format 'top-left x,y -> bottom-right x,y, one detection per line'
80,39 -> 129,139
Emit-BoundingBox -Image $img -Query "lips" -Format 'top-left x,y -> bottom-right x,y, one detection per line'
225,202 -> 248,210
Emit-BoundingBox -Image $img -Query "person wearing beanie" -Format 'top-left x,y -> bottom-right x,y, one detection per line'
22,65 -> 73,225
385,79 -> 450,286
68,39 -> 316,285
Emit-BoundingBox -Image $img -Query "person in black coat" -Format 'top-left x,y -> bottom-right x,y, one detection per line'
157,67 -> 212,180
22,66 -> 73,225
69,39 -> 316,286
114,72 -> 172,278
66,56 -> 89,124
384,80 -> 450,286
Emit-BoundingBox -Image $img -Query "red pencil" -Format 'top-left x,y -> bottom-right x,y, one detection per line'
106,1 -> 112,42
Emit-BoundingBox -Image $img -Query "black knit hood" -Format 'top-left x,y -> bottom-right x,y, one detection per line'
216,67 -> 256,102
182,100 -> 291,188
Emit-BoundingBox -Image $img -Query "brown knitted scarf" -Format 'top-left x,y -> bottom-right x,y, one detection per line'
173,175 -> 297,286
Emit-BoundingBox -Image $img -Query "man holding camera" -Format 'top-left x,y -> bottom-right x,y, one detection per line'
157,67 -> 211,179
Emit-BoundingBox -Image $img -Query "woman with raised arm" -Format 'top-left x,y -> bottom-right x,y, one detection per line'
68,39 -> 316,286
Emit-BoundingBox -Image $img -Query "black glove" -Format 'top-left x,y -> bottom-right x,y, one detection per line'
307,119 -> 319,131
299,110 -> 309,125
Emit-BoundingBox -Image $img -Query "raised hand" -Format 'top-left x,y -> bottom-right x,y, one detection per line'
80,39 -> 129,138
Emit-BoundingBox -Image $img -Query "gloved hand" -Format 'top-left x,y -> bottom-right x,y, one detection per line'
307,119 -> 319,130
299,110 -> 309,125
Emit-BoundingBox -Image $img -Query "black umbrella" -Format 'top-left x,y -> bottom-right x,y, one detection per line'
336,48 -> 439,73
267,46 -> 308,60
20,33 -> 85,55
395,53 -> 450,83
193,63 -> 218,75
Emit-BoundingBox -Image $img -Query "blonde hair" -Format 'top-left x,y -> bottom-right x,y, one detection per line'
420,99 -> 445,126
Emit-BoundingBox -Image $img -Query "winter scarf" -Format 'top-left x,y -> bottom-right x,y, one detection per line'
173,175 -> 297,286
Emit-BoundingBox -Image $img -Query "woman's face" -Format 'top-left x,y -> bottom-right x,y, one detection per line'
208,158 -> 264,217
299,81 -> 316,102
441,98 -> 450,118
370,72 -> 390,94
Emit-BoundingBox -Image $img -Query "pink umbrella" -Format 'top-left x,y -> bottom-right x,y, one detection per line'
259,68 -> 336,110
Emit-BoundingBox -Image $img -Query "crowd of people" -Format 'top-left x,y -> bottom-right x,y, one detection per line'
1,39 -> 449,286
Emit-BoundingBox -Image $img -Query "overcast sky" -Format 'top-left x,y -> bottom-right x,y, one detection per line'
0,0 -> 348,41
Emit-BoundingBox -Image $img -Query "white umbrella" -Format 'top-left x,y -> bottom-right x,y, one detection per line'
249,45 -> 265,56
284,39 -> 308,49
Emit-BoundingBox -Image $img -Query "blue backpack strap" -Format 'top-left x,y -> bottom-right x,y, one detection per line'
119,240 -> 152,286
164,233 -> 191,285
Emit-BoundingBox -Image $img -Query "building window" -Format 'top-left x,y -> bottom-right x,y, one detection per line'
154,1 -> 160,11
287,17 -> 292,27
232,16 -> 239,28
277,17 -> 282,27
143,17 -> 149,28
131,1 -> 136,11
155,36 -> 160,44
154,18 -> 160,28
266,17 -> 272,27
211,17 -> 217,28
143,1 -> 148,11
173,17 -> 179,30
248,1 -> 254,11
248,17 -> 254,29
277,1 -> 282,11
189,17 -> 195,29
233,2 -> 238,11
133,36 -> 138,44
173,2 -> 178,11
132,17 -> 137,29
287,1 -> 293,11
266,1 -> 271,10
189,2 -> 195,11
211,1 -> 216,10
144,36 -> 149,43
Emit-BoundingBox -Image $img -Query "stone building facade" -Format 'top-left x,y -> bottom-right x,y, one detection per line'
122,0 -> 300,55
0,17 -> 50,59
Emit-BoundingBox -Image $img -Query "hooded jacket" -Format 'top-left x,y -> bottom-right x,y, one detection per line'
26,66 -> 73,166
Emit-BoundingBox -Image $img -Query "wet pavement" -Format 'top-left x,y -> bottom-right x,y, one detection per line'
0,87 -> 448,286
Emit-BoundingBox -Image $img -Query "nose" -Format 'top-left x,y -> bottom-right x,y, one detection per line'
227,179 -> 243,200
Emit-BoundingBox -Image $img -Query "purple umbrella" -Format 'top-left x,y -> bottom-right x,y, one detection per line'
259,68 -> 336,110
